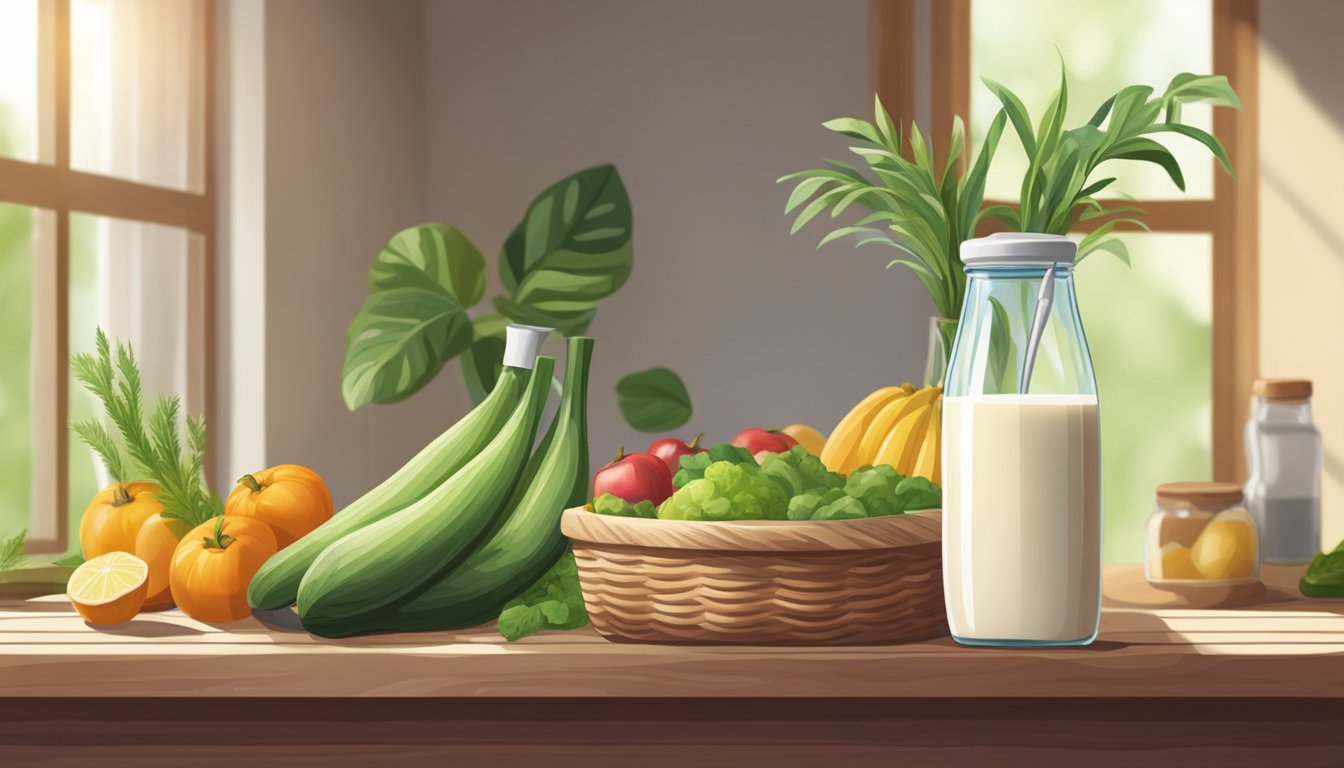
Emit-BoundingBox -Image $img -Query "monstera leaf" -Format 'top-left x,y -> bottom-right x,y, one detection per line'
368,224 -> 486,305
341,289 -> 473,410
342,166 -> 694,430
499,165 -> 632,317
341,224 -> 485,410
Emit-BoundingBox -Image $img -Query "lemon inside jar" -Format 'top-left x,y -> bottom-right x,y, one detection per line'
1191,508 -> 1258,580
1146,482 -> 1260,586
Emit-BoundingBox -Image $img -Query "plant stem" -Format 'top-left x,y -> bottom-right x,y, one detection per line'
239,474 -> 264,493
202,516 -> 235,550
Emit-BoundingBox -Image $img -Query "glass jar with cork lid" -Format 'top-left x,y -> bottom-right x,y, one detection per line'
1245,378 -> 1321,564
1145,482 -> 1259,586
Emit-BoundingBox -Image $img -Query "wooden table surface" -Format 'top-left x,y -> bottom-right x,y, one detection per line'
1,563 -> 1340,699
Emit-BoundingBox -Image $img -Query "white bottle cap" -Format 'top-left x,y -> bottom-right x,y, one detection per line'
961,232 -> 1077,266
502,324 -> 553,369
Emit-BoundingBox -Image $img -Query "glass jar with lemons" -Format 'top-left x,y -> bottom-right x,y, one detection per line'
1145,482 -> 1260,586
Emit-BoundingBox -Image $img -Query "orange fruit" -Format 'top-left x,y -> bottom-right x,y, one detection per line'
68,551 -> 149,625
134,514 -> 191,610
780,424 -> 827,456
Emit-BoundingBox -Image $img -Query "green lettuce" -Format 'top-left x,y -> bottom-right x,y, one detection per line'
660,460 -> 789,520
672,443 -> 756,486
591,493 -> 658,519
1301,538 -> 1344,598
496,551 -> 589,641
758,446 -> 845,497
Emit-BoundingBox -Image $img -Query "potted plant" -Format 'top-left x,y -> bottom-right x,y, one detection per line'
781,67 -> 1241,386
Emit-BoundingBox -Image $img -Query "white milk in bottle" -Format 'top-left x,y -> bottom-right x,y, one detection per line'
942,394 -> 1101,644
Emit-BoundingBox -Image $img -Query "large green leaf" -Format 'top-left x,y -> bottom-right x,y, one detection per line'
616,367 -> 693,432
341,288 -> 473,410
494,296 -> 596,337
460,313 -> 510,405
500,165 -> 633,311
368,224 -> 486,307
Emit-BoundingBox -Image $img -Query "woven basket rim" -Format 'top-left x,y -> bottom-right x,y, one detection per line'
561,507 -> 941,553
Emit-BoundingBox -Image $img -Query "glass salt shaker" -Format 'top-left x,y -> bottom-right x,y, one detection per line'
1244,378 -> 1322,564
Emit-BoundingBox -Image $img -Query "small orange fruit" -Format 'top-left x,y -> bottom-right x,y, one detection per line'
68,551 -> 149,625
134,514 -> 192,610
780,424 -> 827,457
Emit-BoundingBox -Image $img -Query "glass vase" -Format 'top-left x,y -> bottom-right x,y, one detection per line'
923,316 -> 959,388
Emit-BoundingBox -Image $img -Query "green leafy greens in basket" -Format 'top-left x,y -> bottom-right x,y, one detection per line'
595,446 -> 941,522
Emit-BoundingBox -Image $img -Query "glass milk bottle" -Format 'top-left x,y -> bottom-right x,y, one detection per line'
1244,378 -> 1321,564
942,233 -> 1102,647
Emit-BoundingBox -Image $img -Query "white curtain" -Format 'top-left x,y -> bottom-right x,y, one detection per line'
86,0 -> 202,406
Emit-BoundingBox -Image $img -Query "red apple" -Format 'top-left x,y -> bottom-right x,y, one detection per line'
731,428 -> 798,457
592,448 -> 674,505
647,432 -> 707,475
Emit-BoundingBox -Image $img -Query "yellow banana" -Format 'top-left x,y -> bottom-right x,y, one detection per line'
853,391 -> 913,465
855,385 -> 940,468
874,403 -> 933,475
910,400 -> 941,483
820,385 -> 909,473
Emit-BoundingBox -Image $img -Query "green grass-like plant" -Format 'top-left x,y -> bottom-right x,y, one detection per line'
982,67 -> 1241,263
779,95 -> 1007,322
781,67 -> 1241,320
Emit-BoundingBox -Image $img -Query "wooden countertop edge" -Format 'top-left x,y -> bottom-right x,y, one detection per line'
0,644 -> 1341,698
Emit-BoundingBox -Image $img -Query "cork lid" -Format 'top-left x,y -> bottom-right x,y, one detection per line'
1253,378 -> 1312,400
1156,481 -> 1244,507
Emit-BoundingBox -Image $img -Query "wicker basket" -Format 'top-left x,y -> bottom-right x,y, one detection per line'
561,508 -> 946,645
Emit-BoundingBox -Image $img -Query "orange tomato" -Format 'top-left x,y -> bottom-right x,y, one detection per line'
134,514 -> 192,610
225,464 -> 332,549
169,516 -> 278,623
79,482 -> 164,559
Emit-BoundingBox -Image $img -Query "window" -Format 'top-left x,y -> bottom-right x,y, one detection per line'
873,0 -> 1258,561
0,0 -> 214,557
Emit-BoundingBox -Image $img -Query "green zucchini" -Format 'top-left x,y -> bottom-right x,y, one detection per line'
246,366 -> 529,610
296,356 -> 556,637
345,336 -> 592,635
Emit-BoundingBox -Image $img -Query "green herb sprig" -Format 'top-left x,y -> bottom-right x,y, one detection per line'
70,328 -> 216,527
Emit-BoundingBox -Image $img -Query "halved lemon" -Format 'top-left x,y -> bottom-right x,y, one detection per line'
68,551 -> 149,625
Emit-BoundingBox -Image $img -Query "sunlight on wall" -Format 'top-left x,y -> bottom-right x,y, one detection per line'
1075,234 -> 1213,562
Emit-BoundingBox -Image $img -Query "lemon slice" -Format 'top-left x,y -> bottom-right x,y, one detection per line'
68,551 -> 149,625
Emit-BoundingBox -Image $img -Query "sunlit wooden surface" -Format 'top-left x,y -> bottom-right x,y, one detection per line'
0,564 -> 1338,698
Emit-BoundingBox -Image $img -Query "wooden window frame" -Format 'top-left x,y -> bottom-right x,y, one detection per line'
0,0 -> 217,554
872,0 -> 1259,481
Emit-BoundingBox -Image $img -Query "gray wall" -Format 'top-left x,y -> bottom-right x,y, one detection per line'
263,0 -> 466,504
420,0 -> 931,475
253,0 -> 933,505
